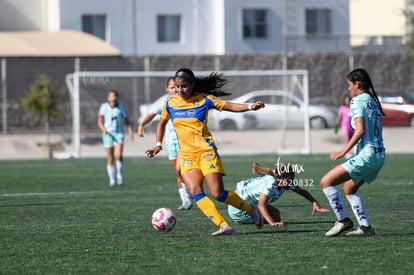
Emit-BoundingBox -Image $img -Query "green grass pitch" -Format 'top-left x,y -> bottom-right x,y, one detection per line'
1,154 -> 413,274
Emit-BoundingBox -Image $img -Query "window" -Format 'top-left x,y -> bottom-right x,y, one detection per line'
243,9 -> 268,39
82,15 -> 106,40
157,15 -> 180,42
305,9 -> 331,35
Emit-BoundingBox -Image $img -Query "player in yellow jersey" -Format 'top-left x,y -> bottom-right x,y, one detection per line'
146,68 -> 265,236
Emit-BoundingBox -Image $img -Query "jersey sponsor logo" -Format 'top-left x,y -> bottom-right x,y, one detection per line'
174,111 -> 187,116
187,109 -> 196,117
182,158 -> 193,168
203,153 -> 214,161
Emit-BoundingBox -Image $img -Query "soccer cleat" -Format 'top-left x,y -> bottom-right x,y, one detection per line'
117,177 -> 123,185
211,224 -> 236,236
109,180 -> 116,187
249,206 -> 264,229
325,217 -> 354,237
177,200 -> 193,210
346,226 -> 375,237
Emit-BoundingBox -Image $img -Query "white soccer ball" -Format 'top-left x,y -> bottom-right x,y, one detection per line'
151,207 -> 176,232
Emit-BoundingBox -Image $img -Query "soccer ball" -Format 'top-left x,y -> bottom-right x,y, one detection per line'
151,207 -> 176,232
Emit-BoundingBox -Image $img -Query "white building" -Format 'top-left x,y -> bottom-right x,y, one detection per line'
1,0 -> 352,55
62,0 -> 352,55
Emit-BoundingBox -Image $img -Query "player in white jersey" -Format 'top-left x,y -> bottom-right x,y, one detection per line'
321,68 -> 386,237
138,78 -> 192,210
228,162 -> 329,226
98,90 -> 133,187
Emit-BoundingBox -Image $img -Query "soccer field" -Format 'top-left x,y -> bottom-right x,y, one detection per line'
1,154 -> 413,274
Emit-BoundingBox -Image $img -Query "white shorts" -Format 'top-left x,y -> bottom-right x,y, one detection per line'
102,133 -> 124,148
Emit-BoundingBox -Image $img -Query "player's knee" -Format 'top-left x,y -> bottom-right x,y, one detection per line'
343,186 -> 351,195
343,182 -> 357,195
107,156 -> 114,164
320,176 -> 330,189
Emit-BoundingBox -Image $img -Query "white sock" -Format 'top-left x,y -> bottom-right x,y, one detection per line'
116,160 -> 123,179
346,193 -> 369,227
178,187 -> 187,203
181,183 -> 192,202
323,186 -> 348,221
107,165 -> 115,183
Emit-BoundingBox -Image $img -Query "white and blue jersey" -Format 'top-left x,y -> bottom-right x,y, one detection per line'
235,175 -> 296,206
350,92 -> 385,159
99,102 -> 129,134
342,92 -> 385,184
228,175 -> 296,223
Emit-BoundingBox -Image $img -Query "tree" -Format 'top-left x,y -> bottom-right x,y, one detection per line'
20,75 -> 61,159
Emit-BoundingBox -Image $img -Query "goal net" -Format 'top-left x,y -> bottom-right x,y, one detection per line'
64,69 -> 310,158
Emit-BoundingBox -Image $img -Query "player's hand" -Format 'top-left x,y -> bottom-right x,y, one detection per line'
311,201 -> 330,216
251,101 -> 265,111
329,151 -> 344,161
145,147 -> 161,159
270,221 -> 284,227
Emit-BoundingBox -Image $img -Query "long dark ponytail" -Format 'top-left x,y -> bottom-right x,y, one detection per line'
347,68 -> 386,116
175,68 -> 231,97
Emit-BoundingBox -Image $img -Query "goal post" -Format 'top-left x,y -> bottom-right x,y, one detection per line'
64,69 -> 310,158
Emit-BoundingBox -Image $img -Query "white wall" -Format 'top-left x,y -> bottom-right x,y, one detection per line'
350,0 -> 406,45
134,0 -> 196,55
294,0 -> 349,35
60,0 -> 134,53
224,0 -> 285,53
193,0 -> 225,54
60,0 -> 226,55
0,0 -> 57,31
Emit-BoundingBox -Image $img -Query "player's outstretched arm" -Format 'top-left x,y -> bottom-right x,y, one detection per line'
292,187 -> 329,215
138,112 -> 157,137
222,101 -> 265,112
311,201 -> 330,216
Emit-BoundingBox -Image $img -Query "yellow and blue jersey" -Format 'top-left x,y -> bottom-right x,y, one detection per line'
160,93 -> 226,158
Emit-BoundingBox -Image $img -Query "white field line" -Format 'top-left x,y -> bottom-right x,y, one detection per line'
0,190 -> 115,197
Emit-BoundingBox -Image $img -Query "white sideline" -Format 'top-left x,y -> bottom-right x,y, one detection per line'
0,190 -> 112,197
